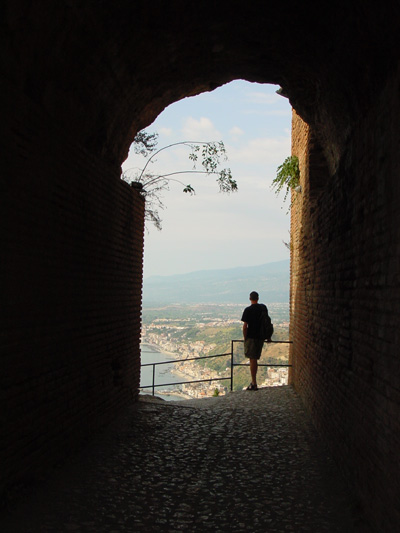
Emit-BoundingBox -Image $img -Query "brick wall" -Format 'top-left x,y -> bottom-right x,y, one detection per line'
290,68 -> 400,530
1,80 -> 145,496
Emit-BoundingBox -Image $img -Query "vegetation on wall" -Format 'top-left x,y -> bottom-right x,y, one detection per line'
271,155 -> 300,207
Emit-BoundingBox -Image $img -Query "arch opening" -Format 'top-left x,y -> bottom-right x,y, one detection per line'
124,80 -> 293,398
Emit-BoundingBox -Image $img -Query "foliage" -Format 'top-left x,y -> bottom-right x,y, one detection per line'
282,230 -> 292,252
122,131 -> 237,230
131,131 -> 159,157
271,155 -> 300,206
213,388 -> 220,397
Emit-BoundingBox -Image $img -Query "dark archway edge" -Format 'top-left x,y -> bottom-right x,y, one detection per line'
4,1 -> 400,170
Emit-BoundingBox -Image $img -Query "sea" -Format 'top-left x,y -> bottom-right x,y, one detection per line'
140,343 -> 185,401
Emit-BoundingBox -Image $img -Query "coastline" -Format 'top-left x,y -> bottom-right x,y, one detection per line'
141,341 -> 198,397
141,339 -> 223,392
141,342 -> 178,359
154,390 -> 192,400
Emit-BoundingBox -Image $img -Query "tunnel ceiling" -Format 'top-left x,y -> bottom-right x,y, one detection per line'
4,1 -> 400,171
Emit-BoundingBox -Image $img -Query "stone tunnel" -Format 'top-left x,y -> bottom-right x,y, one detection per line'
1,1 -> 400,530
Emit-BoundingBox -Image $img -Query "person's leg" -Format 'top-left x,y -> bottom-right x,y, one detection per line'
250,358 -> 258,385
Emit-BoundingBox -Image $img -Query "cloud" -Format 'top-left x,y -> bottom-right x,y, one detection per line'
228,136 -> 291,165
181,117 -> 221,141
142,186 -> 290,277
242,109 -> 292,117
246,91 -> 282,105
229,126 -> 244,139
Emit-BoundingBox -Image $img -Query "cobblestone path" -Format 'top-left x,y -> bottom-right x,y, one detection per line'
1,386 -> 367,532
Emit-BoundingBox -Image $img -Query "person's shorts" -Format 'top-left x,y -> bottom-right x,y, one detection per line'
244,338 -> 264,360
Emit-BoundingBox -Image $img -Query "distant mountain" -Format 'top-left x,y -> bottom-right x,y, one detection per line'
143,259 -> 290,304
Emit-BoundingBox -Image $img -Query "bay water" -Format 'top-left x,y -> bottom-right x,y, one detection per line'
140,343 -> 184,401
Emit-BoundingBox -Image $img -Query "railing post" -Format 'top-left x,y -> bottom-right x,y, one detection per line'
230,340 -> 234,391
152,363 -> 155,396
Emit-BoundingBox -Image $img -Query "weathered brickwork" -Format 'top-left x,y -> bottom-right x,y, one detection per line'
1,81 -> 145,496
290,67 -> 400,529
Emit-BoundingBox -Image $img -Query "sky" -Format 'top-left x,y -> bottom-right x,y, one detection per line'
122,80 -> 292,279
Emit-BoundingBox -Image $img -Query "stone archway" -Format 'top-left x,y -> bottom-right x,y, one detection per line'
2,2 -> 400,529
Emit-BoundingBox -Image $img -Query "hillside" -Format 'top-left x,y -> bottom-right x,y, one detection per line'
143,259 -> 290,304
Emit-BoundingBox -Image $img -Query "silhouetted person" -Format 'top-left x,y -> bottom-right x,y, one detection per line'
241,291 -> 272,390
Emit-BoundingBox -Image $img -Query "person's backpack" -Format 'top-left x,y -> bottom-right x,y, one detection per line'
259,306 -> 274,340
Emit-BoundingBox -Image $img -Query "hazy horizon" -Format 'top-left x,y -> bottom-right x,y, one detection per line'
143,258 -> 289,280
142,258 -> 290,305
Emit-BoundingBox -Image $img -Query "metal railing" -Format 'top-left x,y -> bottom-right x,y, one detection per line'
140,339 -> 292,396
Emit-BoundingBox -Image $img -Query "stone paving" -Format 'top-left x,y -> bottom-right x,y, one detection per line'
1,386 -> 369,532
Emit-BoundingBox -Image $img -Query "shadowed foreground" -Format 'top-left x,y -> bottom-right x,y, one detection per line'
1,387 -> 367,532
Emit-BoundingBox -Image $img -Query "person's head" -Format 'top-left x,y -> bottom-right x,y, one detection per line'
249,291 -> 259,303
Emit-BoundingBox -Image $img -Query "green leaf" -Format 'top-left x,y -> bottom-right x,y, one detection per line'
183,184 -> 195,194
